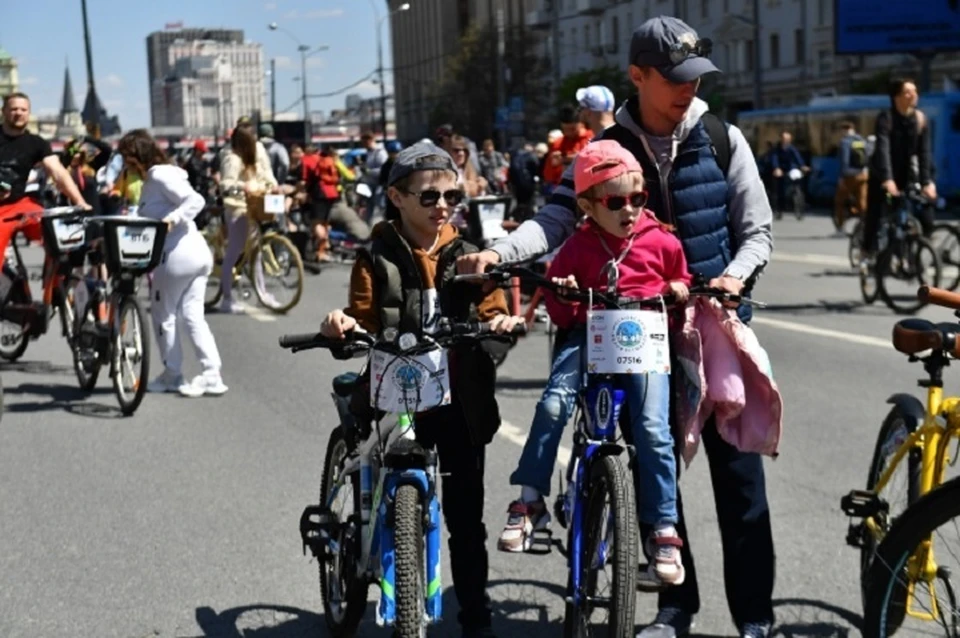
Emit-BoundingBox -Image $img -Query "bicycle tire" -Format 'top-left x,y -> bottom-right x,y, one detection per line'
564,455 -> 638,638
878,236 -> 941,315
860,406 -> 922,611
54,284 -> 75,348
252,233 -> 303,313
394,483 -> 426,638
850,220 -> 865,268
0,323 -> 29,361
932,223 -> 960,292
112,296 -> 150,416
793,185 -> 805,220
0,272 -> 31,362
73,302 -> 101,392
318,426 -> 367,637
863,476 -> 960,637
203,222 -> 224,309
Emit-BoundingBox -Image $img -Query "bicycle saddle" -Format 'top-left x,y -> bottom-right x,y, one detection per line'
892,318 -> 960,356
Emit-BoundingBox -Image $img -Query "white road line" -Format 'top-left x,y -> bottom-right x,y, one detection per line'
497,420 -> 571,469
772,251 -> 851,267
751,315 -> 892,349
244,305 -> 277,322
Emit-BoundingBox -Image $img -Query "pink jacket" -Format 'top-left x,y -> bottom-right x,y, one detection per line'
674,297 -> 783,467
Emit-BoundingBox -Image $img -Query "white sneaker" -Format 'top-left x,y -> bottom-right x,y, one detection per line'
147,370 -> 185,393
220,298 -> 246,314
178,374 -> 229,398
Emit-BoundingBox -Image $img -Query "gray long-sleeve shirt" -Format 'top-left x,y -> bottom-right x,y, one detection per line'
490,97 -> 773,282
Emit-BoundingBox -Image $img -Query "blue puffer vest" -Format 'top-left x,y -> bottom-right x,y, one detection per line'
601,104 -> 751,322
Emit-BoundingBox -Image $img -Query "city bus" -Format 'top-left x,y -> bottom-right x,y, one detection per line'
736,92 -> 960,203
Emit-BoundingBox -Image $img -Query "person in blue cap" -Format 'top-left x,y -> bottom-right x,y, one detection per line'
576,84 -> 617,135
459,15 -> 775,638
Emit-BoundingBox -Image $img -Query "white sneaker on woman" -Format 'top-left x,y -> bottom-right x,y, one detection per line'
147,370 -> 185,393
178,374 -> 229,398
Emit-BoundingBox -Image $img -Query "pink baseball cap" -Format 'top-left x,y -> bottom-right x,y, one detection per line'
573,140 -> 643,195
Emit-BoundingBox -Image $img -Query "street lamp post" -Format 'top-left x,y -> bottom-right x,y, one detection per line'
268,22 -> 328,144
269,58 -> 276,119
371,1 -> 411,144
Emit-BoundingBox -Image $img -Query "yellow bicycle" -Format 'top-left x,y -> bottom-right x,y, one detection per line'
845,285 -> 960,636
202,206 -> 304,313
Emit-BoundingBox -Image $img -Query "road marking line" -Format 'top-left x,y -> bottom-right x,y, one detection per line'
772,251 -> 851,267
244,305 -> 276,322
751,316 -> 892,349
497,420 -> 571,470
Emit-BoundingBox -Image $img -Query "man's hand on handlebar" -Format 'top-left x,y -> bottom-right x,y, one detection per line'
321,309 -> 357,338
487,314 -> 525,334
456,249 -> 502,293
709,275 -> 745,308
923,182 -> 938,202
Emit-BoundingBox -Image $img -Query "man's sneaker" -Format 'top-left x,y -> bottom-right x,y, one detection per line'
636,607 -> 694,638
220,298 -> 245,314
497,499 -> 550,553
740,621 -> 772,638
147,370 -> 184,393
643,527 -> 685,585
178,374 -> 229,398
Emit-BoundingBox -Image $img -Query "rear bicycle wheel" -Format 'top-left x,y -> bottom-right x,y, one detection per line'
564,455 -> 638,637
112,295 -> 150,415
879,237 -> 941,315
252,233 -> 303,313
931,223 -> 960,292
203,218 -> 224,309
0,270 -> 31,362
850,220 -> 865,268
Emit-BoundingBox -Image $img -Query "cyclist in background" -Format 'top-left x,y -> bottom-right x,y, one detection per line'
769,131 -> 808,216
833,120 -> 868,232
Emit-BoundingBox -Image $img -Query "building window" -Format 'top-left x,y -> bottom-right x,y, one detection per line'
610,16 -> 619,52
701,0 -> 709,17
769,33 -> 780,68
584,25 -> 590,50
795,28 -> 805,64
818,0 -> 827,25
745,39 -> 755,72
818,48 -> 832,76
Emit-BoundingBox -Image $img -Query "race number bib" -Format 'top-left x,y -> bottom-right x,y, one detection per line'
264,194 -> 285,214
587,309 -> 670,374
369,348 -> 452,413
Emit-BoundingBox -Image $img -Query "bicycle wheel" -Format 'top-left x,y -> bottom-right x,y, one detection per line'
54,283 -> 75,349
879,237 -> 941,315
251,233 -> 303,313
394,483 -> 426,638
0,272 -> 30,361
863,476 -> 960,637
931,224 -> 960,292
563,455 -> 638,638
203,218 -> 224,309
850,220 -> 865,268
318,426 -> 367,637
859,406 -> 922,609
73,301 -> 101,391
793,184 -> 805,220
112,296 -> 150,415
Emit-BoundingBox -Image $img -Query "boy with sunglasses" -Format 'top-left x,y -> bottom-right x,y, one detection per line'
321,141 -> 523,638
498,140 -> 691,587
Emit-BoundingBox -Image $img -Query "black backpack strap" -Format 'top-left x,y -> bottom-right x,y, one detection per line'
701,112 -> 731,177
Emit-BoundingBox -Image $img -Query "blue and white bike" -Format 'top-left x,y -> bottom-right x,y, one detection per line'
280,319 -> 524,637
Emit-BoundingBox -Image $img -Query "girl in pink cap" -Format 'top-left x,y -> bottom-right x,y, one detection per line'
499,139 -> 690,587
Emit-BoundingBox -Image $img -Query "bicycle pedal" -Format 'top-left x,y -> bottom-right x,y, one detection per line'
299,505 -> 336,558
845,522 -> 868,549
841,489 -> 887,518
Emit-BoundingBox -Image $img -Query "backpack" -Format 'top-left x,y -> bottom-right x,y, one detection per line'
848,135 -> 868,171
701,112 -> 731,177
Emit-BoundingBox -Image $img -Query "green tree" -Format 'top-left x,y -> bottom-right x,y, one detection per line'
428,25 -> 552,145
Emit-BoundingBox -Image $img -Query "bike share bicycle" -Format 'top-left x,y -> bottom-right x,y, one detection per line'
283,319 -> 525,637
456,262 -> 765,637
857,185 -> 942,314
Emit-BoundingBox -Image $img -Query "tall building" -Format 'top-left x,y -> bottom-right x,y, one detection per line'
145,26 -> 247,127
56,64 -> 85,139
0,47 -> 19,98
525,0 -> 960,116
390,0 -> 534,140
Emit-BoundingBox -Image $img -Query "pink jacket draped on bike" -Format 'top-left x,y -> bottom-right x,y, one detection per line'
674,296 -> 783,467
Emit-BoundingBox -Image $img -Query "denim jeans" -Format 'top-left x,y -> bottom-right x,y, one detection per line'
509,329 -> 678,525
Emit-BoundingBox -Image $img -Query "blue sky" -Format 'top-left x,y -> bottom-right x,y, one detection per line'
2,0 -> 397,128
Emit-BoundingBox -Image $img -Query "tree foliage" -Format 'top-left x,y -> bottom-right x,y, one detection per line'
428,25 -> 552,145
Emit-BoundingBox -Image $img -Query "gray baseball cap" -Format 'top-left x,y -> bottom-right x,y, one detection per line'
629,16 -> 720,83
386,141 -> 457,187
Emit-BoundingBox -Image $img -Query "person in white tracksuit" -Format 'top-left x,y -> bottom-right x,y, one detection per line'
116,129 -> 228,397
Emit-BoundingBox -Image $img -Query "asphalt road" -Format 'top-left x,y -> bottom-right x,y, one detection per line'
0,211 -> 945,637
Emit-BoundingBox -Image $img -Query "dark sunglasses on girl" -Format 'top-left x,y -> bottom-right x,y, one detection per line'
402,188 -> 465,207
591,191 -> 648,211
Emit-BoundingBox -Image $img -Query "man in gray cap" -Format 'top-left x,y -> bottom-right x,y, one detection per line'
459,15 -> 774,638
258,123 -> 290,184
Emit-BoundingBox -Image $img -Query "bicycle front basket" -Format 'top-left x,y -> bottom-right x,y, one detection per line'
39,210 -> 86,257
101,216 -> 168,276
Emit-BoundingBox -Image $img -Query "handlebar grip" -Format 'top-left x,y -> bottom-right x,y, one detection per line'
278,332 -> 324,349
918,286 -> 960,310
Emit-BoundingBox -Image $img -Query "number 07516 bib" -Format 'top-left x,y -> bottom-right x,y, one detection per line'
586,309 -> 670,375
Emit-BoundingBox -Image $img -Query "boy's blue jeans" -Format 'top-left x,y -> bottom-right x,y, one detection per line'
508,328 -> 678,525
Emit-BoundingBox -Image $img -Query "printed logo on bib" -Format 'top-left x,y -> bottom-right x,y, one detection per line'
393,362 -> 424,392
613,318 -> 645,351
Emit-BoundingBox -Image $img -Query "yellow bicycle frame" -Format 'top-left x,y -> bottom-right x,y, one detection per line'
867,385 -> 960,621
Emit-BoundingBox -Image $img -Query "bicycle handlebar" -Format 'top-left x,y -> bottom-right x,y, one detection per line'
918,286 -> 960,311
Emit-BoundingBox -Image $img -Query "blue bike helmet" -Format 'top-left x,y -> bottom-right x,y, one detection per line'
385,140 -> 403,154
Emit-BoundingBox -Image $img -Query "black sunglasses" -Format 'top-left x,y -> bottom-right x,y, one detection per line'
668,37 -> 712,65
589,191 -> 648,212
402,188 -> 465,208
